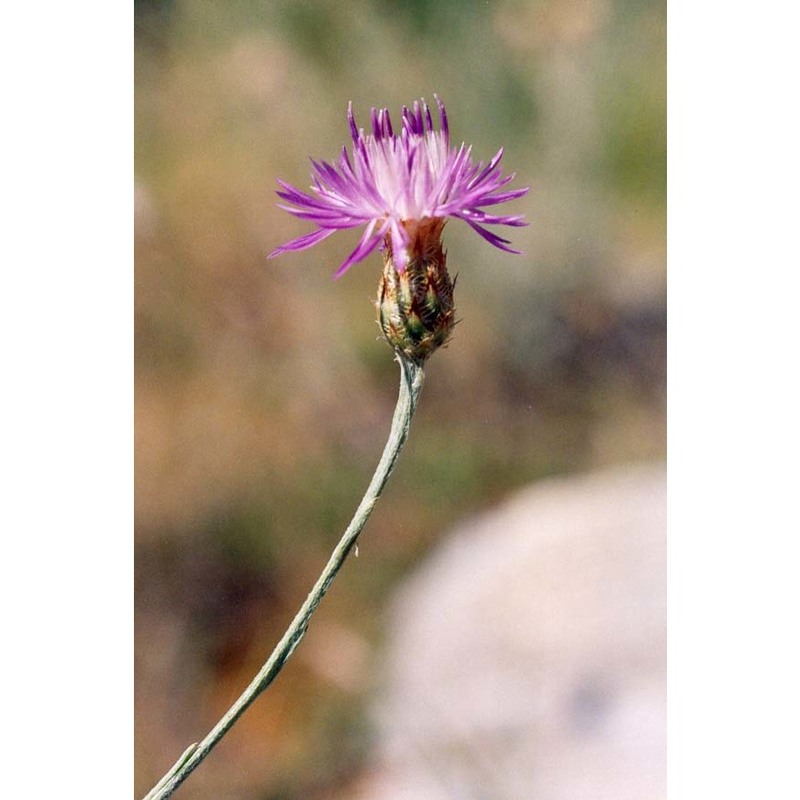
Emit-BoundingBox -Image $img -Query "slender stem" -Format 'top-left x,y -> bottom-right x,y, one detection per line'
143,353 -> 425,800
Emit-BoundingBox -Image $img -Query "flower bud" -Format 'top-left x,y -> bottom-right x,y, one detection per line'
377,218 -> 455,363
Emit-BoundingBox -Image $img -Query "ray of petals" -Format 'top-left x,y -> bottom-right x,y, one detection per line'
435,94 -> 449,142
390,220 -> 410,271
462,210 -> 529,227
275,182 -> 335,210
333,219 -> 389,278
276,206 -> 367,227
311,159 -> 347,189
469,148 -> 505,189
269,226 -> 337,257
277,188 -> 361,218
460,217 -> 522,253
423,101 -> 433,132
347,101 -> 359,142
269,96 -> 529,274
466,187 -> 531,209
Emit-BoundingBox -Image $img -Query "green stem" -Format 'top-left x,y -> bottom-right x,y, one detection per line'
143,353 -> 425,800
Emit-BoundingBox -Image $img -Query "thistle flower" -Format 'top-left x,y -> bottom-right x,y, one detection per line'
269,96 -> 529,360
145,101 -> 525,800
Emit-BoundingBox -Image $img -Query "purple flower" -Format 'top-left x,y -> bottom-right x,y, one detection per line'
269,96 -> 529,278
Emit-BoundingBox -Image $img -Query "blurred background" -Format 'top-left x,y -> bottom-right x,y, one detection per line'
135,0 -> 665,797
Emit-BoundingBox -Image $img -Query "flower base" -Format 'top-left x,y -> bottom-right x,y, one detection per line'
377,218 -> 455,363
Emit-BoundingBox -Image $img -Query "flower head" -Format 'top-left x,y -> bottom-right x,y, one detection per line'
269,96 -> 529,278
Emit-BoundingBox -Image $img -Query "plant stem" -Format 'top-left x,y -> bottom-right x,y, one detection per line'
143,353 -> 425,800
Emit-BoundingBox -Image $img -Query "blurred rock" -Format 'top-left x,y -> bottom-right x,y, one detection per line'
359,463 -> 665,800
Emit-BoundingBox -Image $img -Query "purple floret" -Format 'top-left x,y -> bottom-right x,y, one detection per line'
269,96 -> 529,277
